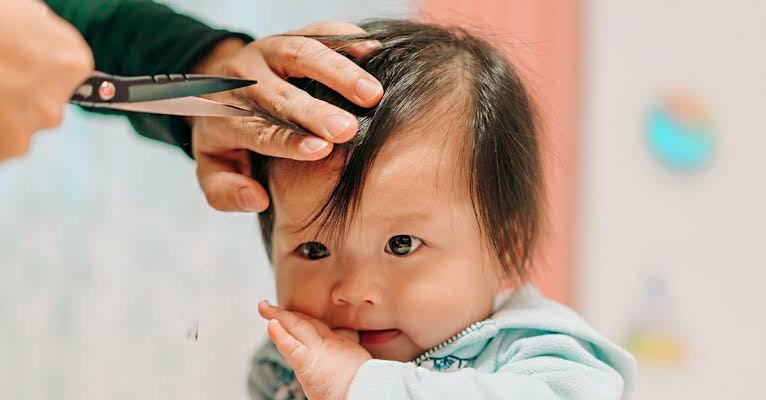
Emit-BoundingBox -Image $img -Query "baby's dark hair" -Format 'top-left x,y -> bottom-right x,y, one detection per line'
251,19 -> 543,284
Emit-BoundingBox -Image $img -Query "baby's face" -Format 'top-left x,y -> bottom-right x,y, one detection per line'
267,124 -> 500,362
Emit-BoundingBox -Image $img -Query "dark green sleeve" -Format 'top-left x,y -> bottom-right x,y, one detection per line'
46,0 -> 254,157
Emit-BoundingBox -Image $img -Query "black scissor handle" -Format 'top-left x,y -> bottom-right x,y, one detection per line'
70,73 -> 199,104
71,72 -> 130,104
71,72 -> 257,106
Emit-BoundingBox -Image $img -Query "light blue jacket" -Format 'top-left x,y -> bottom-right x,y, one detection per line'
248,285 -> 636,400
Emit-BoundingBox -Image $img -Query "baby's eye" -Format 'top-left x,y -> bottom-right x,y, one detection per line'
295,242 -> 330,260
384,235 -> 423,256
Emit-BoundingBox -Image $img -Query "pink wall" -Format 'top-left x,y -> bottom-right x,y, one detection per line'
418,0 -> 580,304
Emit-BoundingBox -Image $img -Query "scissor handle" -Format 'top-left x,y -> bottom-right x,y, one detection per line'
71,72 -> 127,104
71,72 -> 221,105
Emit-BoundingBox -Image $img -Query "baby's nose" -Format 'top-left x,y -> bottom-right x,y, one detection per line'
330,268 -> 383,307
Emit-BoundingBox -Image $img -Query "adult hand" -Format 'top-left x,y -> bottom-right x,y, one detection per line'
0,0 -> 94,162
190,21 -> 383,212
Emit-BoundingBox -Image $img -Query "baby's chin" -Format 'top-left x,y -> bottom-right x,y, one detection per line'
360,332 -> 425,362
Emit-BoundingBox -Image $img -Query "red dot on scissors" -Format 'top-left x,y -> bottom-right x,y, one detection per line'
99,81 -> 116,101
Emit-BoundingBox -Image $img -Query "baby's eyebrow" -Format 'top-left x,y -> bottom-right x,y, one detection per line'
367,210 -> 432,222
274,210 -> 433,233
274,221 -> 310,235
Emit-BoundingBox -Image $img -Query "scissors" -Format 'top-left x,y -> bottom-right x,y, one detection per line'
69,71 -> 256,117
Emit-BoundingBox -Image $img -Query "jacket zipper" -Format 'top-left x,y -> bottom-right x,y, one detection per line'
413,320 -> 487,365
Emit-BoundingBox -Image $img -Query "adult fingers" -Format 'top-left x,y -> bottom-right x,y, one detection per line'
291,20 -> 379,59
245,70 -> 357,143
196,153 -> 269,212
258,35 -> 383,108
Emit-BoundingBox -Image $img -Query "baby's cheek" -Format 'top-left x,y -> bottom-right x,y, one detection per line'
274,264 -> 327,314
396,279 -> 478,347
395,258 -> 496,347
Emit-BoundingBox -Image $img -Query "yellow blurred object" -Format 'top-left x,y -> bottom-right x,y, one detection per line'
624,332 -> 688,365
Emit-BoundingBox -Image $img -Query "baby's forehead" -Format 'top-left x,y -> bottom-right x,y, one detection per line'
269,124 -> 471,226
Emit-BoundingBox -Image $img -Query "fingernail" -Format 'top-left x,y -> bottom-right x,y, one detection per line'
236,187 -> 261,211
355,78 -> 382,103
322,114 -> 353,138
300,136 -> 329,154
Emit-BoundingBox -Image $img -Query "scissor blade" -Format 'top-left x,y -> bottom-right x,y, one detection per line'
101,96 -> 253,117
128,76 -> 257,102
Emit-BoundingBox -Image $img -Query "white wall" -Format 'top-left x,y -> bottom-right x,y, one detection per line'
579,1 -> 766,399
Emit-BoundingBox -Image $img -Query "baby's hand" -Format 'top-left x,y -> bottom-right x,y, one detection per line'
258,301 -> 372,400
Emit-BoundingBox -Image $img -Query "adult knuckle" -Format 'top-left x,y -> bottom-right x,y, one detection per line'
331,55 -> 356,77
39,103 -> 64,128
269,89 -> 292,117
290,38 -> 322,67
71,45 -> 94,73
59,29 -> 93,68
247,126 -> 273,153
220,62 -> 241,78
54,49 -> 93,85
280,37 -> 303,65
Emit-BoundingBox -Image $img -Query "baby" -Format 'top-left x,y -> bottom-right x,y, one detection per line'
247,19 -> 636,400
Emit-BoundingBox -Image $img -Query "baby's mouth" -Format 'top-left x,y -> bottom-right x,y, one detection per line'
358,329 -> 402,345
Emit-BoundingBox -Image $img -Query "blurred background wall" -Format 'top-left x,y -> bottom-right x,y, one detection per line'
1,1 -> 765,399
578,1 -> 766,399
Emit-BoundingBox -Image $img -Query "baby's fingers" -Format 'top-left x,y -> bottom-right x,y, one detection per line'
332,328 -> 360,343
259,301 -> 334,337
268,319 -> 311,368
259,301 -> 323,346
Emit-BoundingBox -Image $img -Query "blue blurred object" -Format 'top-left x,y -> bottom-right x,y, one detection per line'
646,94 -> 714,170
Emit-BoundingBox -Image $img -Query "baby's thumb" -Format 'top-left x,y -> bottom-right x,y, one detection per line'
332,328 -> 360,343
